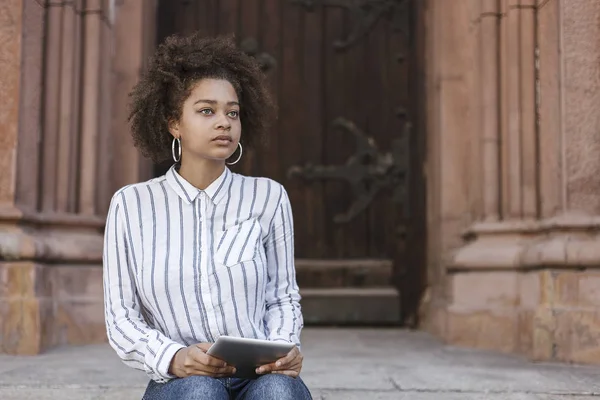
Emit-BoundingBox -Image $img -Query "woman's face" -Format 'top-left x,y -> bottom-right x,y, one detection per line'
169,78 -> 241,163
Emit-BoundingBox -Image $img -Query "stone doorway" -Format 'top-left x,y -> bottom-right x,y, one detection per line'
153,0 -> 428,326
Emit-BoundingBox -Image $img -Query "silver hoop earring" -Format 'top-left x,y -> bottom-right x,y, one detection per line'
227,142 -> 243,165
172,137 -> 181,163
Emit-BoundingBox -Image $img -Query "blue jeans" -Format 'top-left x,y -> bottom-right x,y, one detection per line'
143,374 -> 313,400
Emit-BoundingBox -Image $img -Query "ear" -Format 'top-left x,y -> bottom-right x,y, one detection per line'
168,119 -> 179,138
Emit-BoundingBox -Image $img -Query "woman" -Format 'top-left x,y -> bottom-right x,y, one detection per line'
103,32 -> 312,400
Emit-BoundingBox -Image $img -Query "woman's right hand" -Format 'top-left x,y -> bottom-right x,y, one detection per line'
168,343 -> 236,378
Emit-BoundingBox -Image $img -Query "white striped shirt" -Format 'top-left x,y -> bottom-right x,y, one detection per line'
103,165 -> 303,383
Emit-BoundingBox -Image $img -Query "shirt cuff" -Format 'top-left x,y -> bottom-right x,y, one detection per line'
155,341 -> 186,382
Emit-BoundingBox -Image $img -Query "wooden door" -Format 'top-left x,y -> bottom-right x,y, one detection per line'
156,0 -> 426,325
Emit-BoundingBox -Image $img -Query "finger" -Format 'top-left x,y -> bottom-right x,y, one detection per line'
275,347 -> 302,369
192,349 -> 231,368
279,359 -> 302,373
203,354 -> 234,369
185,363 -> 233,377
188,346 -> 220,364
276,353 -> 302,370
277,347 -> 299,365
195,343 -> 212,352
187,363 -> 237,375
257,347 -> 301,374
192,368 -> 236,377
191,345 -> 228,368
184,356 -> 227,375
271,370 -> 300,378
256,360 -> 299,375
256,362 -> 277,374
199,364 -> 236,375
275,357 -> 299,370
186,349 -> 235,374
271,357 -> 301,373
188,370 -> 236,378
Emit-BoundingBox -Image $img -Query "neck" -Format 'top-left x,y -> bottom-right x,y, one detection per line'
177,157 -> 226,190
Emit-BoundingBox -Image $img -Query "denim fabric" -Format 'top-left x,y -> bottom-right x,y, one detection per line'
143,374 -> 312,400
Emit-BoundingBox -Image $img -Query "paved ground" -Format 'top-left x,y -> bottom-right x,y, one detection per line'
1,328 -> 600,399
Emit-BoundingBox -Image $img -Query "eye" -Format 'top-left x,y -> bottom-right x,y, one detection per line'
198,108 -> 213,115
227,110 -> 239,118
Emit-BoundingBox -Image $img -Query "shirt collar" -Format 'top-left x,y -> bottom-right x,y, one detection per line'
165,164 -> 232,205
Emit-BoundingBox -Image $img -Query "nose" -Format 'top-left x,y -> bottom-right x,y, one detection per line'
215,112 -> 231,130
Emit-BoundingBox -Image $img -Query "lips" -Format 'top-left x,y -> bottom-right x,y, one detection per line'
213,135 -> 232,142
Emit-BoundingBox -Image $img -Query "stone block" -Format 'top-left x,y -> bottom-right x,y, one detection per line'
538,270 -> 556,305
517,309 -> 534,355
51,266 -> 103,299
518,272 -> 541,309
0,263 -> 28,298
449,272 -> 519,309
0,262 -> 52,300
566,309 -> 600,364
421,300 -> 447,339
0,298 -> 44,355
0,261 -> 57,354
39,297 -> 57,351
445,308 -> 518,353
554,271 -> 579,306
0,262 -> 107,354
51,266 -> 105,346
532,305 -> 574,362
576,273 -> 600,308
538,270 -> 600,308
531,304 -> 555,360
54,298 -> 106,345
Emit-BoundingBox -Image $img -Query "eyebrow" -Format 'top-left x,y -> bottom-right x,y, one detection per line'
193,99 -> 240,106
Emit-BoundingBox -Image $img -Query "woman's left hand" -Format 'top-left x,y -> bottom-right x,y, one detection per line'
256,345 -> 303,377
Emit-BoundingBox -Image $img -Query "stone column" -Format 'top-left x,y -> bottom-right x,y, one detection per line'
480,0 -> 501,223
0,0 -> 155,355
424,0 -> 600,364
0,0 -> 22,212
420,0 -> 482,337
0,0 -> 53,355
110,0 -> 158,194
525,0 -> 600,363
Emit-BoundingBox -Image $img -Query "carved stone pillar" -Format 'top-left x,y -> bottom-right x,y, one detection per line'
424,0 -> 600,364
0,0 -> 155,354
420,0 -> 482,338
111,0 -> 157,192
480,0 -> 501,223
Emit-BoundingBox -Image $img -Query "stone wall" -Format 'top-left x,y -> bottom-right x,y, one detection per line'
4,0 -> 600,363
423,0 -> 600,364
0,0 -> 155,354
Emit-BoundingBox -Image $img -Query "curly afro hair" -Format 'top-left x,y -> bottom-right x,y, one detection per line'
128,33 -> 276,164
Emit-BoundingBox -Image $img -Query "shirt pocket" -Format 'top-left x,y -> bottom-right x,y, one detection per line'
214,218 -> 262,267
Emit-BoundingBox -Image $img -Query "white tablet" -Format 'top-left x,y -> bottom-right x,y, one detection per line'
207,336 -> 295,378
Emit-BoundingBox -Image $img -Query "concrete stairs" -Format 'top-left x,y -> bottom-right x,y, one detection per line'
296,259 -> 401,325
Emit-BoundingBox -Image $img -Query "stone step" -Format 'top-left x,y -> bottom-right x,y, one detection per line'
294,259 -> 393,288
300,287 -> 401,325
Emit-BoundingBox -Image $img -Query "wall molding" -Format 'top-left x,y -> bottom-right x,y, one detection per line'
449,212 -> 600,271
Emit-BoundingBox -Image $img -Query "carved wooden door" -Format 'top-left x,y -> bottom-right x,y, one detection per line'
156,0 -> 425,326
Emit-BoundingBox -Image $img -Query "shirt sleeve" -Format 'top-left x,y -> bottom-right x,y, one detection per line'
103,193 -> 185,383
263,186 -> 304,348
